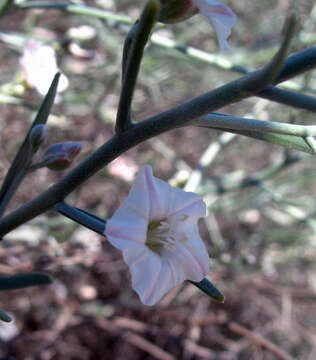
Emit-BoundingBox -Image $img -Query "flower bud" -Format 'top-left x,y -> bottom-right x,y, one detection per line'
41,141 -> 82,170
158,0 -> 198,24
29,124 -> 46,151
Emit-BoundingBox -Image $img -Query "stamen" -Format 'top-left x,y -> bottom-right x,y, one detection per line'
146,214 -> 189,253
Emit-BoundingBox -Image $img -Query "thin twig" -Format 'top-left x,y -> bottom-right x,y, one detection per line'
185,133 -> 236,192
15,1 -> 316,113
96,318 -> 175,360
198,153 -> 305,197
124,332 -> 176,360
16,1 -> 132,24
0,73 -> 60,217
149,138 -> 192,173
228,322 -> 294,360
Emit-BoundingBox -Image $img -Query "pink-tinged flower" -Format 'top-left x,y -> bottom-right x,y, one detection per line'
20,39 -> 69,95
105,165 -> 210,306
29,124 -> 46,151
192,0 -> 237,51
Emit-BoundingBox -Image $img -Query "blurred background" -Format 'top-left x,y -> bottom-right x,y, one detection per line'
0,0 -> 316,358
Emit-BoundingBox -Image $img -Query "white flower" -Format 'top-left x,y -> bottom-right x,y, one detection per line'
20,39 -> 68,95
192,0 -> 237,51
105,165 -> 210,306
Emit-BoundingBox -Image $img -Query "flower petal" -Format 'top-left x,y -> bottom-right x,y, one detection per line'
122,246 -> 163,305
105,202 -> 148,248
123,165 -> 151,219
179,230 -> 210,277
168,189 -> 206,220
145,257 -> 182,305
133,235 -> 210,306
193,0 -> 237,51
164,231 -> 210,282
126,165 -> 172,220
128,248 -> 184,306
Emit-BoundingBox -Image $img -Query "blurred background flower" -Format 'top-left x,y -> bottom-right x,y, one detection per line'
108,157 -> 138,182
20,39 -> 69,95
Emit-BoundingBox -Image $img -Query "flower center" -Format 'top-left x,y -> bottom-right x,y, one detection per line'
146,215 -> 189,254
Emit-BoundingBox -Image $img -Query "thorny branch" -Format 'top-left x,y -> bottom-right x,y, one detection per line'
0,10 -> 315,237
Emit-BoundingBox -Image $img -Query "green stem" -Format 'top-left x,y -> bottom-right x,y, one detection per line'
0,0 -> 13,18
122,23 -> 139,79
259,86 -> 316,114
16,1 -> 131,24
115,0 -> 161,133
0,93 -> 38,110
194,113 -> 316,154
54,202 -> 105,235
0,169 -> 27,217
242,11 -> 296,93
120,22 -> 139,127
0,309 -> 12,322
14,2 -> 316,113
0,272 -> 52,290
0,43 -> 315,237
211,128 -> 314,154
0,74 -> 59,217
196,113 -> 316,137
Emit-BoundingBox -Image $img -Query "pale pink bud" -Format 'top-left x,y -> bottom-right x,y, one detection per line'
41,141 -> 82,170
29,124 -> 46,150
